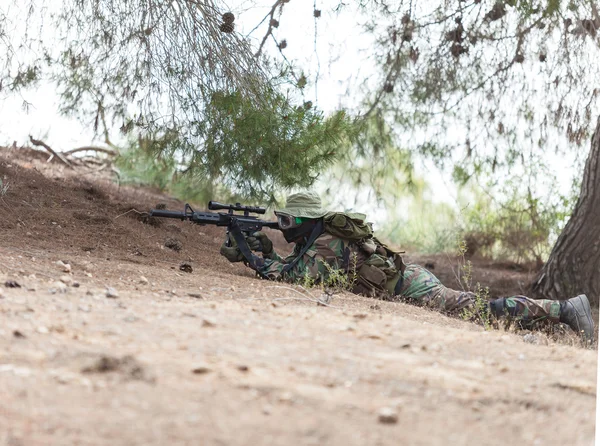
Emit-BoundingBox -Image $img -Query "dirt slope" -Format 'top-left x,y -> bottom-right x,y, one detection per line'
0,147 -> 597,446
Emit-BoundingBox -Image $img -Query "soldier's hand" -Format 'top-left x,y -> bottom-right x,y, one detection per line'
246,231 -> 273,256
220,239 -> 244,263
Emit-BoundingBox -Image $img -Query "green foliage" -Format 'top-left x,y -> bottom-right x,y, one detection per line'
461,283 -> 492,330
378,178 -> 462,254
319,253 -> 359,293
457,173 -> 576,263
114,91 -> 359,205
190,90 -> 357,202
379,167 -> 577,263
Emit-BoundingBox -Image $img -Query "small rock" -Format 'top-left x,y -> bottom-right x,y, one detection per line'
278,391 -> 293,403
60,275 -> 73,285
4,280 -> 21,288
139,276 -> 149,285
49,282 -> 68,294
192,365 -> 212,375
523,333 -> 538,344
262,405 -> 273,415
236,364 -> 249,372
72,282 -> 80,288
378,407 -> 399,424
106,287 -> 119,298
202,317 -> 216,327
37,326 -> 49,334
187,293 -> 204,299
179,263 -> 193,273
499,366 -> 509,373
13,330 -> 26,338
369,304 -> 381,310
353,313 -> 368,319
63,263 -> 72,273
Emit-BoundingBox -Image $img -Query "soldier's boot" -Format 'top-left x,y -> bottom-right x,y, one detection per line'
559,294 -> 595,344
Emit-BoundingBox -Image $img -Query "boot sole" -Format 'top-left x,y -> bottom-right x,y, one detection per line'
574,294 -> 595,343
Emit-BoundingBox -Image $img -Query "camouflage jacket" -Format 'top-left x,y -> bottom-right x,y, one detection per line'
254,232 -> 402,299
256,233 -> 348,282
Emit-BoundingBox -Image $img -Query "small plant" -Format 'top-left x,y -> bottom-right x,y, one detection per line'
460,282 -> 492,330
319,252 -> 358,293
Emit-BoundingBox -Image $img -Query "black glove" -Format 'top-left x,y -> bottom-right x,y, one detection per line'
219,235 -> 244,262
246,231 -> 273,256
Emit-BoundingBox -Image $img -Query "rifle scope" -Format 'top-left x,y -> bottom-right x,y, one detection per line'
208,201 -> 267,215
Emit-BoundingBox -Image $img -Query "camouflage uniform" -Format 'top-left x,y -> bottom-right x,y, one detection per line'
258,233 -> 347,282
255,232 -> 561,325
221,191 -> 593,341
397,264 -> 561,324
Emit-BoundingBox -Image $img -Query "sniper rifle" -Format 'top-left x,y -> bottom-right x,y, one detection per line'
149,201 -> 280,276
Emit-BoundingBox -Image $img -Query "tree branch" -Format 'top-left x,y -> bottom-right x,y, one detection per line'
28,136 -> 72,167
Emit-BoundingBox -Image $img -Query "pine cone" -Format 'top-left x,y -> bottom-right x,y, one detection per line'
314,9 -> 321,18
484,3 -> 506,22
514,54 -> 525,63
220,23 -> 234,34
270,18 -> 279,28
383,82 -> 394,93
409,47 -> 419,63
303,101 -> 313,110
278,39 -> 287,49
539,53 -> 547,62
450,43 -> 468,57
222,12 -> 235,24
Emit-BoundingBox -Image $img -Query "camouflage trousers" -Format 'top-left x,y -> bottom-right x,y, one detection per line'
396,264 -> 561,324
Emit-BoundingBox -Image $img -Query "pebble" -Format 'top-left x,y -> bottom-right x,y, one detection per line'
192,365 -> 212,375
202,317 -> 216,327
4,280 -> 21,288
60,275 -> 73,285
106,287 -> 119,298
139,276 -> 149,285
179,263 -> 193,273
56,260 -> 72,273
378,407 -> 399,424
236,364 -> 249,372
523,333 -> 538,344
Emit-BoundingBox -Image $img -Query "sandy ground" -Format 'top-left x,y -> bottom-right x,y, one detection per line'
0,147 -> 597,445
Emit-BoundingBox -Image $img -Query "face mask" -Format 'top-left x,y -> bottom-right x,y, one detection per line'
282,220 -> 316,243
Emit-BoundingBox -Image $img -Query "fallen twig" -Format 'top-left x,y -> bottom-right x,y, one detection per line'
29,136 -> 72,167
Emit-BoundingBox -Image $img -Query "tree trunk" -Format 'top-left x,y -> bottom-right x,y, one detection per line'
532,116 -> 600,306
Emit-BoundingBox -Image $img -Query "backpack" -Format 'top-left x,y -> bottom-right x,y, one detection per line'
322,212 -> 405,298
